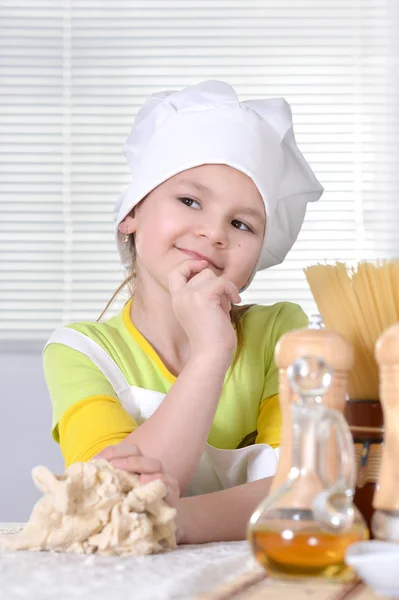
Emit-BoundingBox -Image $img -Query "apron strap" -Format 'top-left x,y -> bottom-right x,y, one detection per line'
44,327 -> 130,396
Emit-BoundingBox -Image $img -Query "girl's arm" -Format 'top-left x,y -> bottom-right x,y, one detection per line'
100,260 -> 240,494
177,477 -> 273,544
102,350 -> 231,494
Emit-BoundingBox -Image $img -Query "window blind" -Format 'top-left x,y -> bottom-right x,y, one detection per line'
0,0 -> 396,348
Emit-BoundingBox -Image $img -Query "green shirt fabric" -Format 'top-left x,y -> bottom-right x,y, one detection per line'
44,299 -> 308,449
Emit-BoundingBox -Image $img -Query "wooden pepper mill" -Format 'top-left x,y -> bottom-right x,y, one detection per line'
271,316 -> 354,492
372,323 -> 399,541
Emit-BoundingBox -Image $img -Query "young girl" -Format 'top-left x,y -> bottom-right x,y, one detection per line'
43,80 -> 323,544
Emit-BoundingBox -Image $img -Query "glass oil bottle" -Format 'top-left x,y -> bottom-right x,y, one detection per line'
248,349 -> 368,581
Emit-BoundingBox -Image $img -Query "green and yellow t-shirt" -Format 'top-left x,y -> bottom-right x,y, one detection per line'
43,300 -> 308,467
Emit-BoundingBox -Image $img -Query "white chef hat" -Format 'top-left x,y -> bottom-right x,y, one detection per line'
114,80 -> 323,290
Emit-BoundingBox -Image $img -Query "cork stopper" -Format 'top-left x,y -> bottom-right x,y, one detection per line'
271,325 -> 354,492
373,323 -> 399,512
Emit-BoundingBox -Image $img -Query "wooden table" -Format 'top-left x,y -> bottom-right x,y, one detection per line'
0,523 -> 383,600
199,567 -> 384,600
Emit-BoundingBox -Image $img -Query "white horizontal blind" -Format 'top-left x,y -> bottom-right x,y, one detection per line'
0,0 -> 397,348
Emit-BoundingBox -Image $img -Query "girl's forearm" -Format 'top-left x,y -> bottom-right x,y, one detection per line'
125,351 -> 231,493
177,477 -> 273,544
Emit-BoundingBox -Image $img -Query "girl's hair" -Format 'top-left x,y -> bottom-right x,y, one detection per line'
98,235 -> 252,373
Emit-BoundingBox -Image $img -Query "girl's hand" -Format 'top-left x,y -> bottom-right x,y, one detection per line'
94,442 -> 163,475
168,259 -> 241,360
94,442 -> 180,505
94,442 -> 183,541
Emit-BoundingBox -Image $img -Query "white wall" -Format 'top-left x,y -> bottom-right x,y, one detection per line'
0,353 -> 64,522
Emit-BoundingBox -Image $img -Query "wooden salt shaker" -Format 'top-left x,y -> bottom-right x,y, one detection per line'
372,323 -> 399,541
271,317 -> 354,492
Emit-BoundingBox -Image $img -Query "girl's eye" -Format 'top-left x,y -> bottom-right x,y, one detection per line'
178,197 -> 201,209
232,219 -> 252,233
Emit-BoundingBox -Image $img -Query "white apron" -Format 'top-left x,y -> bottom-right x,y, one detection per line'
45,328 -> 279,496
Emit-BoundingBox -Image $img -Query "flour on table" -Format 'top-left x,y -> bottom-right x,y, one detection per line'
0,460 -> 176,556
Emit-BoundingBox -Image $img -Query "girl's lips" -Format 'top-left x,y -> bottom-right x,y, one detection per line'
176,248 -> 220,269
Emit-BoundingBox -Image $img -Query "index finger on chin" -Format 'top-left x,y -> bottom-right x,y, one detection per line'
168,259 -> 208,294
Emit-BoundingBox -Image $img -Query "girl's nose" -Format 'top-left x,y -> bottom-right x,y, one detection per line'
198,220 -> 228,246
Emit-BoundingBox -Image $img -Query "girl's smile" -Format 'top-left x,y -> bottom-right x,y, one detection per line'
174,247 -> 222,271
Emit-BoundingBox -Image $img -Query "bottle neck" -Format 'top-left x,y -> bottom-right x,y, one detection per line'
290,403 -> 325,477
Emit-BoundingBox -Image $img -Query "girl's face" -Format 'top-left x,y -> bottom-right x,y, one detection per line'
119,164 -> 266,292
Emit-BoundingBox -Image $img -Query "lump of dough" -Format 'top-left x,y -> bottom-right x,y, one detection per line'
0,460 -> 176,556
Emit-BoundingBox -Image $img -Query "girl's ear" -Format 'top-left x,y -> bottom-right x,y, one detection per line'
117,210 -> 136,235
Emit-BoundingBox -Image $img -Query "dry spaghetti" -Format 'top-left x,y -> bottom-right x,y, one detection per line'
304,260 -> 399,400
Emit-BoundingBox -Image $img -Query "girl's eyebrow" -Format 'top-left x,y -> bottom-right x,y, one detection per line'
176,179 -> 213,196
238,207 -> 266,223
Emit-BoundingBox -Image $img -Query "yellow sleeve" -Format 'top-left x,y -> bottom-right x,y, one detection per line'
59,395 -> 137,467
44,339 -> 124,442
255,393 -> 281,448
